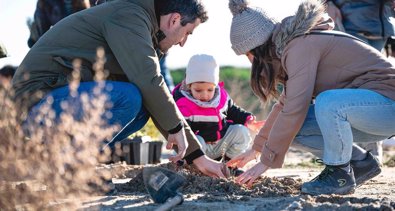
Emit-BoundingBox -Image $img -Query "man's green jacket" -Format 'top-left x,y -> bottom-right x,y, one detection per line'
12,0 -> 203,161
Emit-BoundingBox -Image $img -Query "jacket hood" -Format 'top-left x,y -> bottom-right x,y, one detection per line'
273,0 -> 331,56
179,80 -> 224,108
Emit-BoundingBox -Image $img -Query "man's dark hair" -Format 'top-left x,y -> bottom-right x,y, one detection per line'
155,0 -> 208,26
0,65 -> 17,78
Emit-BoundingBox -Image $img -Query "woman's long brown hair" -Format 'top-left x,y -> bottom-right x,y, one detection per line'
250,38 -> 285,103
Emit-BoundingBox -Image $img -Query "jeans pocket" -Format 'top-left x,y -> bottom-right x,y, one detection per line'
43,74 -> 68,88
53,56 -> 93,81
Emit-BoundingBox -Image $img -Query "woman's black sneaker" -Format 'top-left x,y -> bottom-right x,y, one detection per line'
350,151 -> 381,187
301,165 -> 356,195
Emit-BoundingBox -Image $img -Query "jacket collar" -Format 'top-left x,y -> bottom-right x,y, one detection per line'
273,0 -> 332,57
131,0 -> 160,49
180,82 -> 226,108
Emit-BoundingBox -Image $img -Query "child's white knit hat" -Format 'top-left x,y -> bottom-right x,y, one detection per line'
186,54 -> 219,85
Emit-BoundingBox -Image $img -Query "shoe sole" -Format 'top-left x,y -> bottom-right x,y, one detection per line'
355,167 -> 381,187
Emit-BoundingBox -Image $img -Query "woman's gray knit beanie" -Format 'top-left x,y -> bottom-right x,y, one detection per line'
229,0 -> 277,55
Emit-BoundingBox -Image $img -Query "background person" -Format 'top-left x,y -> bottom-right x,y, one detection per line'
27,0 -> 105,48
0,65 -> 17,88
0,42 -> 16,89
326,0 -> 395,52
159,53 -> 175,91
0,42 -> 8,58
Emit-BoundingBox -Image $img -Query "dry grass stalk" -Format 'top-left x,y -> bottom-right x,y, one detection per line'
0,47 -> 118,210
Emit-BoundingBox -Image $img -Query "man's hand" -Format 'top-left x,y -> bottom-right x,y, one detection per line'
226,148 -> 260,169
167,129 -> 188,162
193,155 -> 226,178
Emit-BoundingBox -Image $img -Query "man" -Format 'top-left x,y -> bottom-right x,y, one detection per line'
12,0 -> 225,178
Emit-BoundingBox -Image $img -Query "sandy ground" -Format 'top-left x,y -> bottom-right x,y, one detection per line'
80,168 -> 395,211
79,147 -> 395,211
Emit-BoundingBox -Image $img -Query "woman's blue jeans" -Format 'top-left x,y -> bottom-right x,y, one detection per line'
292,89 -> 395,165
25,81 -> 149,150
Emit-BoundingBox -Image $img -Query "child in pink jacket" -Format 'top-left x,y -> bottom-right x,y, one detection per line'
172,54 -> 264,163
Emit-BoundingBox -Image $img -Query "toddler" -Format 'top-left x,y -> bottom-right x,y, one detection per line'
172,54 -> 264,163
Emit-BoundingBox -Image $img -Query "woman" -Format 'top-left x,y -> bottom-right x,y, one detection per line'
226,0 -> 395,195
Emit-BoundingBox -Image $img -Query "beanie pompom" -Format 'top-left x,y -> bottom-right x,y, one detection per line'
229,0 -> 277,55
229,0 -> 249,16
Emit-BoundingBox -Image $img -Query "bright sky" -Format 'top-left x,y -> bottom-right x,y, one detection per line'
0,0 -> 301,69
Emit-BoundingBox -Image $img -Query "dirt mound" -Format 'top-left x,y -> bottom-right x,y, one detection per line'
113,162 -> 301,201
83,164 -> 395,211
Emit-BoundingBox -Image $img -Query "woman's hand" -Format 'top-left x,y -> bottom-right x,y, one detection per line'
226,148 -> 260,169
167,129 -> 188,162
193,155 -> 226,178
246,120 -> 265,133
235,162 -> 269,188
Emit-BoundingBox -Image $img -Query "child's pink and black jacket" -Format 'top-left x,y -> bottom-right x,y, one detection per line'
172,81 -> 254,144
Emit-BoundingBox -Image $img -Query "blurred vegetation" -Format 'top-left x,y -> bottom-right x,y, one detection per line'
283,158 -> 324,169
130,118 -> 160,139
0,51 -> 115,210
171,65 -> 251,85
384,155 -> 395,167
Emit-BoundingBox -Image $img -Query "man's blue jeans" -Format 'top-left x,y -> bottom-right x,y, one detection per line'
292,89 -> 395,165
26,81 -> 149,150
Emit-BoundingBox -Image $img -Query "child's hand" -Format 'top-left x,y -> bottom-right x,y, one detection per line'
247,119 -> 265,133
226,148 -> 260,169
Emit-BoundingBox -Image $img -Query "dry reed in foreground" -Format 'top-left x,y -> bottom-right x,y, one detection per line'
0,48 -> 118,210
